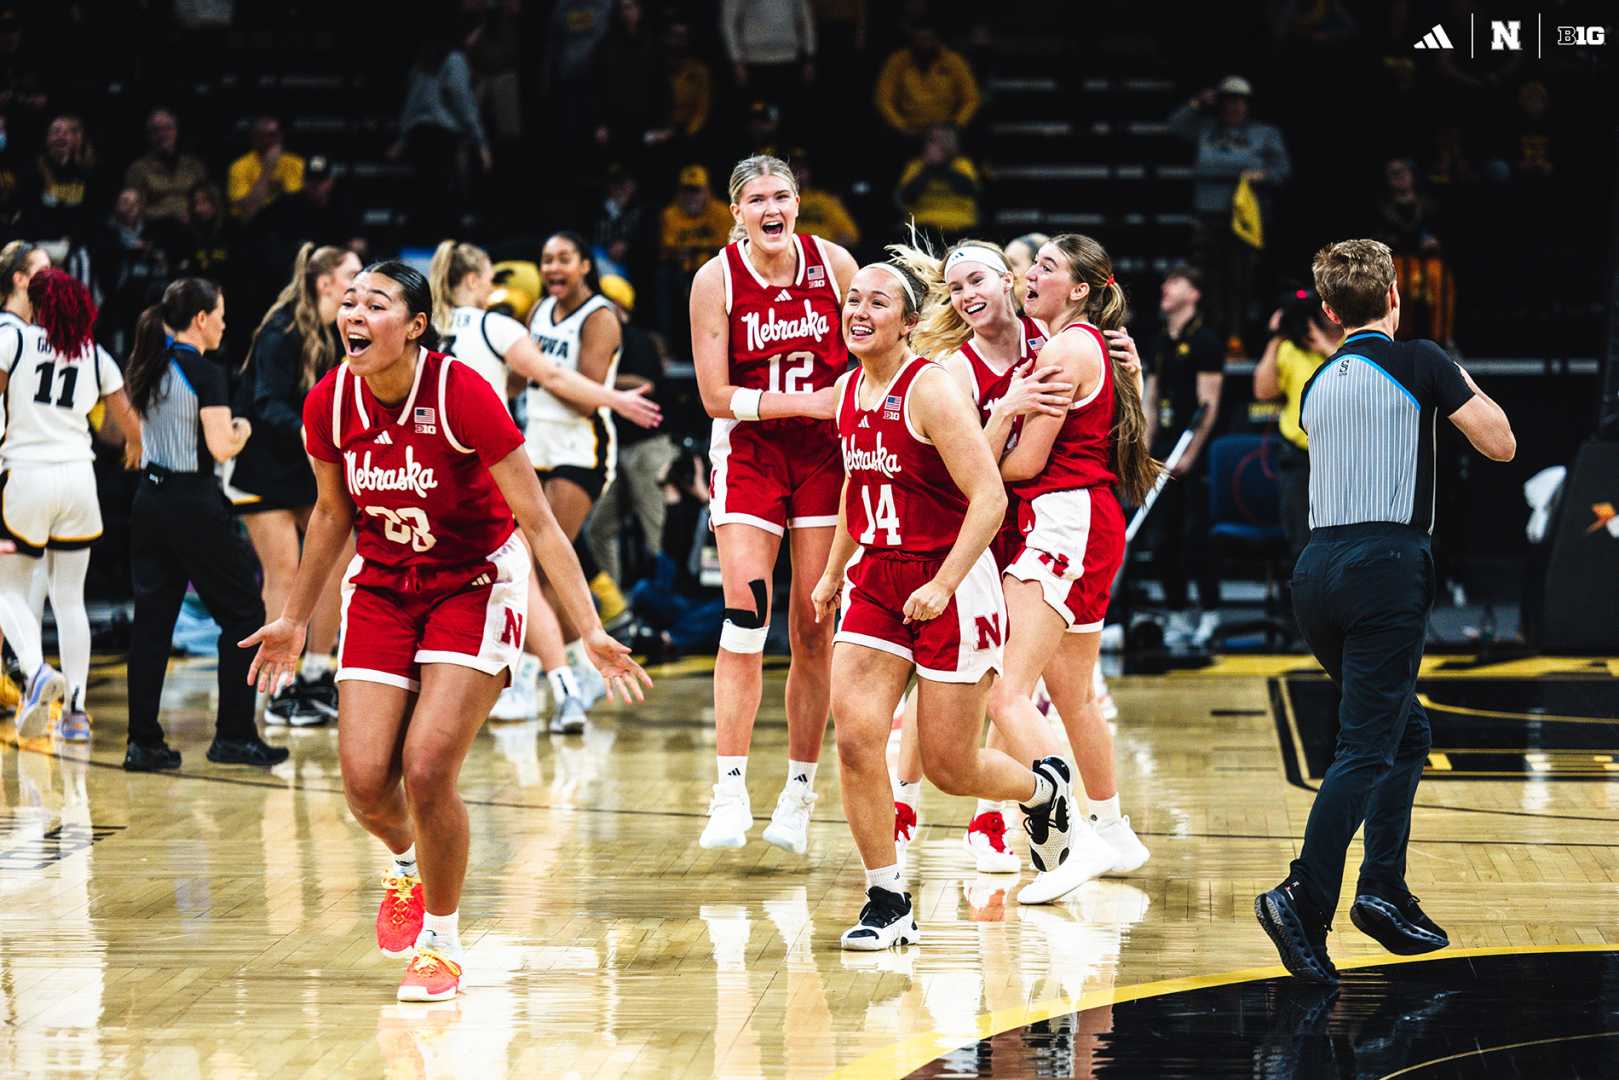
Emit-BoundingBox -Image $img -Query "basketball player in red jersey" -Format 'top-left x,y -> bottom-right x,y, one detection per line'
241,262 -> 650,1002
689,155 -> 857,856
988,235 -> 1160,904
809,259 -> 1074,950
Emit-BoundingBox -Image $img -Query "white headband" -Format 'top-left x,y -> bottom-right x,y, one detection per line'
944,245 -> 1009,277
868,263 -> 917,308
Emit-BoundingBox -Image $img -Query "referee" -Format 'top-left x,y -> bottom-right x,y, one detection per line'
1256,239 -> 1516,983
121,278 -> 289,772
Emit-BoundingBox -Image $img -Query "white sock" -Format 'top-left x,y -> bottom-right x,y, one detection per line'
299,652 -> 334,681
1026,770 -> 1055,809
973,798 -> 999,818
419,910 -> 461,955
1089,793 -> 1122,825
718,755 -> 747,787
546,666 -> 580,702
563,639 -> 596,671
864,864 -> 903,895
513,653 -> 541,690
892,777 -> 920,809
787,759 -> 817,789
392,844 -> 418,878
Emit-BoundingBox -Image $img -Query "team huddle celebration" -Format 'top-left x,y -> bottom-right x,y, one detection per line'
3,2 -> 1614,1077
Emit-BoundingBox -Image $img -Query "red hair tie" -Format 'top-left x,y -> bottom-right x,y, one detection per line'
1105,274 -> 1116,287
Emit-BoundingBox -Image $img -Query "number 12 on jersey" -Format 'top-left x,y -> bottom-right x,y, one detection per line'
857,483 -> 901,545
767,350 -> 815,394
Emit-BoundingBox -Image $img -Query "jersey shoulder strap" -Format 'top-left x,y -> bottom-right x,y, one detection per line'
479,310 -> 500,358
4,326 -> 24,374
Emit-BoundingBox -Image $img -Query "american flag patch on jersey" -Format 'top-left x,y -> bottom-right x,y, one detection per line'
883,394 -> 902,420
807,264 -> 825,285
414,407 -> 435,425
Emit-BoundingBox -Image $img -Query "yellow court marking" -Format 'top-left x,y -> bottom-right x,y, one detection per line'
828,945 -> 1619,1080
1415,693 -> 1618,726
1378,1031 -> 1619,1079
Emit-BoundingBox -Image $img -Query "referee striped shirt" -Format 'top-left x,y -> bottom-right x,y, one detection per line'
140,342 -> 229,474
1298,331 -> 1474,533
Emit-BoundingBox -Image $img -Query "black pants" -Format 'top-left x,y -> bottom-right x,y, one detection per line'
127,473 -> 265,747
1290,523 -> 1435,918
1150,460 -> 1219,610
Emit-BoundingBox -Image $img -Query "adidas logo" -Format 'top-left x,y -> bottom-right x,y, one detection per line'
858,416 -> 870,428
793,773 -> 809,784
726,768 -> 742,777
774,289 -> 793,302
375,430 -> 393,445
1413,23 -> 1454,49
471,572 -> 492,587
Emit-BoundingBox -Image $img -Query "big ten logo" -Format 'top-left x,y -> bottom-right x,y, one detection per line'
1556,25 -> 1606,45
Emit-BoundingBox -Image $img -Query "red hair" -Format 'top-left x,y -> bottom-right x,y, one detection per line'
27,269 -> 98,360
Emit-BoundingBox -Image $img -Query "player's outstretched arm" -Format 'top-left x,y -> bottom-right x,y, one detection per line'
241,456 -> 354,693
503,334 -> 662,428
906,367 -> 1006,623
488,449 -> 652,703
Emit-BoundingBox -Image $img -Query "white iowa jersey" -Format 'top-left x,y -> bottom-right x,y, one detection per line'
443,305 -> 527,402
525,294 -> 619,470
0,324 -> 123,466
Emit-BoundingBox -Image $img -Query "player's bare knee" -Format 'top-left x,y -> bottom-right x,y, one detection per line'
343,769 -> 396,816
720,577 -> 770,655
402,753 -> 456,805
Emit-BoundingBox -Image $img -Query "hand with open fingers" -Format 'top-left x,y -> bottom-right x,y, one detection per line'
902,578 -> 952,624
612,384 -> 663,429
1103,328 -> 1142,376
583,628 -> 652,703
999,360 -> 1075,418
810,572 -> 842,624
240,617 -> 307,696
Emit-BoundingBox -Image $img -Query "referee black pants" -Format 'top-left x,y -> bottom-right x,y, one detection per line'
126,472 -> 265,748
1290,523 -> 1435,919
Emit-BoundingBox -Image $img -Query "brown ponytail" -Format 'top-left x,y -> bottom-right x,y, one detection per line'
1048,233 -> 1163,505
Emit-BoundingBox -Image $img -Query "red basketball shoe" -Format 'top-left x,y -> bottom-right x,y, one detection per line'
377,873 -> 425,958
397,948 -> 463,1002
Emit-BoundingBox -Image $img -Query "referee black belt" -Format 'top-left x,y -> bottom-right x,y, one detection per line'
1309,521 -> 1429,543
142,464 -> 214,486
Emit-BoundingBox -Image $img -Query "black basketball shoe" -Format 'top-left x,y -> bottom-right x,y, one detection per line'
839,887 -> 920,951
1020,756 -> 1073,873
1256,877 -> 1339,984
1350,884 -> 1450,955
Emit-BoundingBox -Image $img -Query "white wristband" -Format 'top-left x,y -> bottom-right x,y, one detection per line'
731,387 -> 763,421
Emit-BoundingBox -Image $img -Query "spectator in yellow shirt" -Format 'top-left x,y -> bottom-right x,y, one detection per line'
895,125 -> 980,236
874,25 -> 981,137
227,117 -> 304,221
665,19 -> 713,138
1253,291 -> 1342,569
789,150 -> 859,248
657,164 -> 734,347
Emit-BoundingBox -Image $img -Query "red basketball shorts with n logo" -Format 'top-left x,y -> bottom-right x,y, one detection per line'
1006,485 -> 1125,634
836,548 -> 1006,684
336,531 -> 530,693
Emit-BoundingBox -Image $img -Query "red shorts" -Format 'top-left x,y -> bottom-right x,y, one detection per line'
337,532 -> 530,693
836,548 -> 1005,683
989,497 -> 1025,572
709,417 -> 841,535
1005,486 -> 1124,634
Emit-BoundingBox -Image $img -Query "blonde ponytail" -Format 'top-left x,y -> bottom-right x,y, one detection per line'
1048,233 -> 1162,505
427,239 -> 492,335
248,241 -> 350,390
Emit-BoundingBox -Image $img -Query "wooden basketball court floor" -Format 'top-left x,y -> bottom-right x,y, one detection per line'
3,652 -> 1617,1078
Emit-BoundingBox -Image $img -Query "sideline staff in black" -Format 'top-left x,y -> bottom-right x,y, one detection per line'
122,278 -> 289,771
1256,239 -> 1515,983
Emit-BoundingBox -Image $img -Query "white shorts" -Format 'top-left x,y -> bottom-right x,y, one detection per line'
0,462 -> 102,556
1004,487 -> 1125,634
525,413 -> 616,479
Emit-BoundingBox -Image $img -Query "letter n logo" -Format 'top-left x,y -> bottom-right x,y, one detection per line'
500,608 -> 524,646
975,613 -> 1002,650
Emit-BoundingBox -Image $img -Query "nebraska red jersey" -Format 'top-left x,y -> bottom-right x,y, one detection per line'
721,233 -> 847,419
960,313 -> 1048,423
304,350 -> 525,580
1011,322 -> 1117,500
837,357 -> 966,557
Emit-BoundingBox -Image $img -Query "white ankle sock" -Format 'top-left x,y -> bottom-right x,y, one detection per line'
787,759 -> 817,789
546,666 -> 580,702
864,864 -> 903,894
300,652 -> 334,681
718,755 -> 747,787
419,910 -> 461,955
892,777 -> 920,809
392,844 -> 418,878
1089,793 -> 1122,825
1026,771 -> 1055,808
973,798 -> 999,818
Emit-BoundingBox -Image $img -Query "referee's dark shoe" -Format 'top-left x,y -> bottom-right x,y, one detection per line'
1350,884 -> 1449,955
1256,877 -> 1339,984
207,736 -> 290,767
123,742 -> 182,772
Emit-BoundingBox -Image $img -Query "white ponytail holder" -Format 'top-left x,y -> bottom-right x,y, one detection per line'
944,246 -> 1009,277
